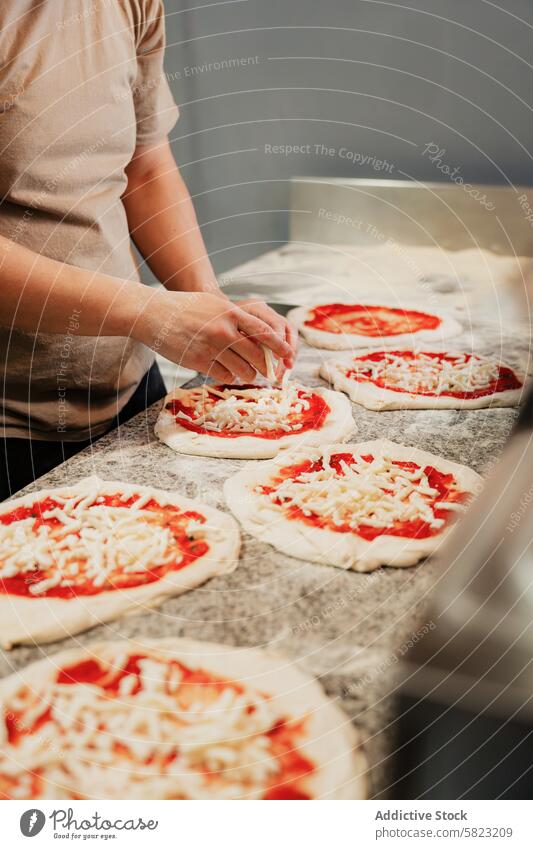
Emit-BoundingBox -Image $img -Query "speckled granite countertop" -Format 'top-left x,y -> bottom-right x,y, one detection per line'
1,284 -> 530,796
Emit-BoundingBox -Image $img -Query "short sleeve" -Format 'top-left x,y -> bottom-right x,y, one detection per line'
132,0 -> 179,146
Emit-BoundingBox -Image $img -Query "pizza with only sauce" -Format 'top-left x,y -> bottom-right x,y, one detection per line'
288,302 -> 462,350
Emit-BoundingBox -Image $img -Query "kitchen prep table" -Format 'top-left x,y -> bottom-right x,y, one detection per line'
0,258 -> 528,796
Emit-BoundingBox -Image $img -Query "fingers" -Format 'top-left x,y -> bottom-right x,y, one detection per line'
234,308 -> 292,360
203,360 -> 234,383
255,313 -> 296,371
274,315 -> 297,364
216,349 -> 257,382
229,333 -> 270,377
239,301 -> 298,367
243,301 -> 289,340
270,318 -> 295,367
285,319 -> 298,358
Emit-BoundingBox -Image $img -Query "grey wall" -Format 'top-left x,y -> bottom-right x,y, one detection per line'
162,0 -> 533,273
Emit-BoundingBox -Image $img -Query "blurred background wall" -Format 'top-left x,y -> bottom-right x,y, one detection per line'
160,0 -> 533,274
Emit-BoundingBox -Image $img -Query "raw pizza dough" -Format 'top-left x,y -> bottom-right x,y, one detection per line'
320,349 -> 526,411
0,477 -> 240,648
225,439 -> 482,572
288,302 -> 462,350
155,380 -> 355,460
0,637 -> 368,800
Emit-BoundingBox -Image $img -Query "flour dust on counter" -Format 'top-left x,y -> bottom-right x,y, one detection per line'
0,477 -> 240,648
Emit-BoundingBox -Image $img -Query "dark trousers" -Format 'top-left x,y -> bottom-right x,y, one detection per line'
0,363 -> 166,501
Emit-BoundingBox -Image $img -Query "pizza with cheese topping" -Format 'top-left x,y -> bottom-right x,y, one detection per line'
320,349 -> 525,410
0,638 -> 367,800
288,302 -> 462,350
155,378 -> 355,459
225,440 -> 481,571
0,477 -> 240,648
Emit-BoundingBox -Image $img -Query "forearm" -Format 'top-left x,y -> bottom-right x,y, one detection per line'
0,231 -> 292,384
0,234 -> 151,337
123,140 -> 220,295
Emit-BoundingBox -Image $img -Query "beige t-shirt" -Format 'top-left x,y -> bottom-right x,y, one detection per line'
0,0 -> 179,441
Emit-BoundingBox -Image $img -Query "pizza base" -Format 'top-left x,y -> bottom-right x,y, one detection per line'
287,304 -> 462,350
320,351 -> 526,411
155,384 -> 355,460
0,477 -> 240,649
224,439 -> 482,572
0,637 -> 368,800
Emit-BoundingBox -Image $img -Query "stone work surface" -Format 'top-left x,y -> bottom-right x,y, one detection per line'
1,305 -> 528,797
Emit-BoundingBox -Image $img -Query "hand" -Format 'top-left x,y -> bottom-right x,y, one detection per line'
236,299 -> 298,373
136,289 -> 293,383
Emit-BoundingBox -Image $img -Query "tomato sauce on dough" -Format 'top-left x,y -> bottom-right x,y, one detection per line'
166,384 -> 330,439
0,495 -> 208,598
4,653 -> 314,801
264,453 -> 469,540
347,350 -> 522,399
305,303 -> 441,337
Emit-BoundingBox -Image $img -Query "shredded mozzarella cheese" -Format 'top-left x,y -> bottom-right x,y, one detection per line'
0,487 -> 204,594
1,650 -> 301,800
347,352 -> 500,394
260,453 -> 467,531
176,380 -> 312,434
261,345 -> 278,382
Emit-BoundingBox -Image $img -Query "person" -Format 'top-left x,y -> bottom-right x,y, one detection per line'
0,0 -> 297,500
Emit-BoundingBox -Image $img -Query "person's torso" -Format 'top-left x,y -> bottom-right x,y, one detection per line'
0,0 -> 141,275
0,1 -> 154,440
